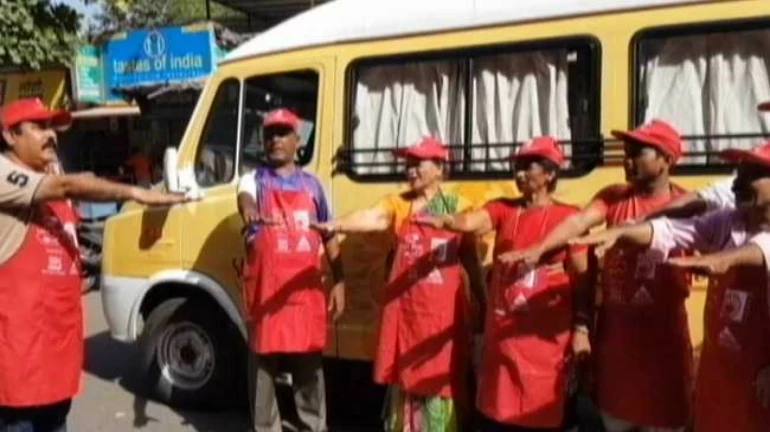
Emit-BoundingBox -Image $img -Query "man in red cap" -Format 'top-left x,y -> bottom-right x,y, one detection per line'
501,120 -> 693,431
237,108 -> 344,432
416,136 -> 591,430
0,98 -> 187,430
572,140 -> 770,432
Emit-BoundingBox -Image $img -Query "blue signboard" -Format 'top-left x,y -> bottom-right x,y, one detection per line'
104,24 -> 219,101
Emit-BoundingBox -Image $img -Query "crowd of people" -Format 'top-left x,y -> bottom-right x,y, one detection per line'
1,93 -> 770,432
238,104 -> 770,432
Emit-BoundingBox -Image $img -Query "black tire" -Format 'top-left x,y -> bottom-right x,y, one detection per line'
140,297 -> 243,408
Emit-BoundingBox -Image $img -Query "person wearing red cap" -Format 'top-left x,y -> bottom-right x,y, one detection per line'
312,136 -> 485,431
571,140 -> 770,432
417,136 -> 590,431
500,121 -> 693,431
237,108 -> 344,432
0,98 -> 187,431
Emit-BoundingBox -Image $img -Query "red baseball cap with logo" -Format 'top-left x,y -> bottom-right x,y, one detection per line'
263,108 -> 300,130
0,98 -> 71,130
392,136 -> 450,161
611,120 -> 683,161
721,141 -> 770,168
510,136 -> 565,166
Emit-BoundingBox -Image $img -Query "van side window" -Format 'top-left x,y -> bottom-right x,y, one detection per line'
240,71 -> 319,174
636,22 -> 770,167
347,38 -> 600,179
195,79 -> 241,187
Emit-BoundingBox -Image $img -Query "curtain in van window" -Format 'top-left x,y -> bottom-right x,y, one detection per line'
641,30 -> 770,164
352,61 -> 464,174
471,50 -> 571,171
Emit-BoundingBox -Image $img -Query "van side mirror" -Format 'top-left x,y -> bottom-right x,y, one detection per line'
163,147 -> 180,192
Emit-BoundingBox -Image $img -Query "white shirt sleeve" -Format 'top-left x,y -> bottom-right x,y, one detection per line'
237,171 -> 257,199
698,174 -> 736,210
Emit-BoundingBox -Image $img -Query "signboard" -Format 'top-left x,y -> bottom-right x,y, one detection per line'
73,45 -> 104,103
0,70 -> 68,108
104,23 -> 219,101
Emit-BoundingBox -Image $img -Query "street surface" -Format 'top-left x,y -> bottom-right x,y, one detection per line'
71,291 -> 250,432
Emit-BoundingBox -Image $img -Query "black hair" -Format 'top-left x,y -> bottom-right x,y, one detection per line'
0,124 -> 22,152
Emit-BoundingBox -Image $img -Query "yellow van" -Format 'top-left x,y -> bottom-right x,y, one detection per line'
101,0 -> 770,405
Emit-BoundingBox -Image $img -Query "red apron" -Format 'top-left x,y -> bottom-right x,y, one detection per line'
593,185 -> 693,427
374,212 -> 469,400
0,200 -> 83,406
477,204 -> 574,428
695,267 -> 770,432
243,175 -> 326,354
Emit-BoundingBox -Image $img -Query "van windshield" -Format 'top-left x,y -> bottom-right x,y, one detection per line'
240,70 -> 319,174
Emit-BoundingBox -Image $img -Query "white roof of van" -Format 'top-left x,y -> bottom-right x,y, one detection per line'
223,0 -> 702,63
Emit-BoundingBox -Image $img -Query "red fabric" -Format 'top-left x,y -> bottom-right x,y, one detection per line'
374,214 -> 469,400
721,140 -> 770,169
392,136 -> 450,161
0,200 -> 83,406
511,136 -> 565,166
263,108 -> 300,130
0,98 -> 71,129
695,267 -> 770,432
243,180 -> 327,354
589,183 -> 693,427
611,120 -> 682,161
477,199 -> 581,427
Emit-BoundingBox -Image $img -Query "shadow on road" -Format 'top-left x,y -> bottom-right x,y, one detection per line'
84,331 -> 250,432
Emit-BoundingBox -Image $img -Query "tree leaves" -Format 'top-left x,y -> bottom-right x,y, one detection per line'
0,0 -> 80,70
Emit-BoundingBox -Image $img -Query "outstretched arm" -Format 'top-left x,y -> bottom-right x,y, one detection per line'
570,222 -> 654,258
415,209 -> 494,236
312,206 -> 392,236
499,206 -> 605,266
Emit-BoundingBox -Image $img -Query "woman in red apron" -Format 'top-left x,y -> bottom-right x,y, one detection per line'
313,137 -> 485,431
421,136 -> 589,431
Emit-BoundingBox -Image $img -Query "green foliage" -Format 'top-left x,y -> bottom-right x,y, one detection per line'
0,0 -> 80,70
86,0 -> 244,40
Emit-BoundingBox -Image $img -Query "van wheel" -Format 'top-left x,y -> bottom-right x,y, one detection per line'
140,297 -> 240,407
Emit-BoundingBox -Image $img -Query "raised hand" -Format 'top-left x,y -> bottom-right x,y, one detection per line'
666,255 -> 729,276
497,246 -> 542,268
131,188 -> 190,206
570,230 -> 621,259
310,221 -> 338,236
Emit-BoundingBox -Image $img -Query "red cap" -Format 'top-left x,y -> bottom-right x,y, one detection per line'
510,136 -> 565,166
392,137 -> 450,161
759,101 -> 770,112
721,141 -> 770,168
0,98 -> 71,130
611,120 -> 683,161
263,108 -> 300,130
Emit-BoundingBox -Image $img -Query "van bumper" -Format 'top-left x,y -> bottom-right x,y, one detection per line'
101,275 -> 149,343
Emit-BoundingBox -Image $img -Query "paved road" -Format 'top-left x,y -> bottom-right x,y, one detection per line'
70,291 -> 250,432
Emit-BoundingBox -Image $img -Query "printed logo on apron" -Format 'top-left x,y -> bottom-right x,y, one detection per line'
634,249 -> 665,280
296,235 -> 312,253
721,289 -> 750,323
293,210 -> 310,231
717,326 -> 742,352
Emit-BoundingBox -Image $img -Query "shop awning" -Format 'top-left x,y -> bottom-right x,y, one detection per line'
71,105 -> 141,119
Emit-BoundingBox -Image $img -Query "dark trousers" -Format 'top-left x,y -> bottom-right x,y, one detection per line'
248,351 -> 327,432
0,400 -> 70,432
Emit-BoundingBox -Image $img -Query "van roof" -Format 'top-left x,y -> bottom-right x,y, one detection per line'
223,0 -> 701,64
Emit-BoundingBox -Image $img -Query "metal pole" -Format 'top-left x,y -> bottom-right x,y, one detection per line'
205,0 -> 211,20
